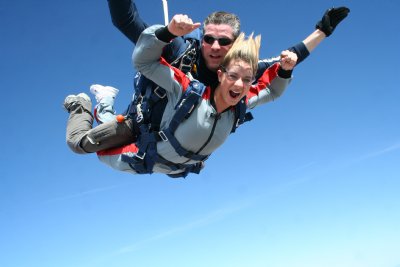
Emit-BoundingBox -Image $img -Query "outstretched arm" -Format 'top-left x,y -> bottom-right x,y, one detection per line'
302,29 -> 326,53
305,6 -> 350,52
248,51 -> 298,109
315,6 -> 350,37
107,1 -> 198,63
297,6 -> 351,55
256,6 -> 350,79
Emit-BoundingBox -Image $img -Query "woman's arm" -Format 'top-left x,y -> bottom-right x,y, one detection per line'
255,6 -> 349,79
247,51 -> 297,109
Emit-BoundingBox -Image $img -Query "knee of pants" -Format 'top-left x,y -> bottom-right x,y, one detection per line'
66,138 -> 90,154
79,120 -> 137,152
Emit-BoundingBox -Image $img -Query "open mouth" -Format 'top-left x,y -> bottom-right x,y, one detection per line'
229,90 -> 240,99
209,54 -> 221,60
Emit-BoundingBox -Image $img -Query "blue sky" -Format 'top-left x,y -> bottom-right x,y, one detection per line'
1,0 -> 400,267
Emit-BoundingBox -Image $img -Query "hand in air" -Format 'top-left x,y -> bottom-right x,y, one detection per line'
280,50 -> 298,71
316,7 -> 350,37
168,14 -> 201,37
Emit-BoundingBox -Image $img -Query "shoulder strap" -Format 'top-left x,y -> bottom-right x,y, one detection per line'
231,96 -> 253,133
126,31 -> 202,127
170,79 -> 206,133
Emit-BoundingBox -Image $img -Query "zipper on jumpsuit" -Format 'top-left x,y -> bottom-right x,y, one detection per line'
182,113 -> 221,164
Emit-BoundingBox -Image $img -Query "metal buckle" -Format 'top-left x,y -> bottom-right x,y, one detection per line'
154,86 -> 166,99
190,82 -> 203,96
158,131 -> 168,142
134,94 -> 143,104
135,103 -> 143,123
180,56 -> 193,72
136,114 -> 143,123
235,118 -> 241,128
188,104 -> 195,114
179,47 -> 196,72
177,98 -> 186,109
134,151 -> 146,160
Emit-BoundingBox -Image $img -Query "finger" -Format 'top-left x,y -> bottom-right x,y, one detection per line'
171,14 -> 182,24
336,7 -> 350,13
280,50 -> 290,58
192,22 -> 201,29
334,10 -> 349,18
331,7 -> 350,19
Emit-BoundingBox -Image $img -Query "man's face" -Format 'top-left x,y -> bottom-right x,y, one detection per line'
201,24 -> 234,72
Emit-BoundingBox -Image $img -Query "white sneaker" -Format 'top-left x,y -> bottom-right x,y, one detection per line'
90,84 -> 119,103
64,93 -> 91,112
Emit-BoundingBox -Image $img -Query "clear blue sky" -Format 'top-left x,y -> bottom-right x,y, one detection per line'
1,0 -> 400,267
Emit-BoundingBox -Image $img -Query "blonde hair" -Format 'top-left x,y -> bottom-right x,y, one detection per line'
220,32 -> 261,76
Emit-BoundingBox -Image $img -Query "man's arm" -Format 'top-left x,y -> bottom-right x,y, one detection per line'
107,0 -> 196,64
302,29 -> 326,53
305,6 -> 350,51
107,0 -> 148,44
256,6 -> 350,79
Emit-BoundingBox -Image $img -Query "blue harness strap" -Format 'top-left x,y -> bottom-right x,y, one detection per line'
160,81 -> 209,162
122,79 -> 253,176
122,80 -> 208,175
231,97 -> 253,133
121,30 -> 253,177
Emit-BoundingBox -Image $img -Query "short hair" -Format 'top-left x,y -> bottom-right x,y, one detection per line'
203,11 -> 241,39
220,32 -> 261,76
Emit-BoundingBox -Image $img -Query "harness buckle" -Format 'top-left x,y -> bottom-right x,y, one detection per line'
179,47 -> 196,73
158,131 -> 168,142
235,118 -> 241,128
190,82 -> 203,96
154,86 -> 166,99
134,151 -> 146,160
134,94 -> 143,104
188,104 -> 195,114
177,98 -> 186,109
136,103 -> 143,123
136,114 -> 143,123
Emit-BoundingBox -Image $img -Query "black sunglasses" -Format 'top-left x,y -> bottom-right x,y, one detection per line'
203,35 -> 233,46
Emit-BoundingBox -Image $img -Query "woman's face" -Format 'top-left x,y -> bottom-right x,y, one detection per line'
215,59 -> 254,111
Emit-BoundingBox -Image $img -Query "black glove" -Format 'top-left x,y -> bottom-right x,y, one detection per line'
316,7 -> 350,37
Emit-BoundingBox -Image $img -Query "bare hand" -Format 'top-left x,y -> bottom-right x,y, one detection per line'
280,50 -> 298,70
168,14 -> 201,37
